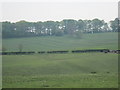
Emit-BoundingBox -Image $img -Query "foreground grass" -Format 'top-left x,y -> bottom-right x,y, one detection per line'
2,53 -> 118,88
3,74 -> 118,88
2,32 -> 118,51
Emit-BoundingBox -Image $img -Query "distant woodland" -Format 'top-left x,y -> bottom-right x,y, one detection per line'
2,18 -> 119,38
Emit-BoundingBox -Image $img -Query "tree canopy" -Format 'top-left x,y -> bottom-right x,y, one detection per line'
2,18 -> 119,38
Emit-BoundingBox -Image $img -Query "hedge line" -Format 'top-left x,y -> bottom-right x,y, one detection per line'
1,49 -> 119,55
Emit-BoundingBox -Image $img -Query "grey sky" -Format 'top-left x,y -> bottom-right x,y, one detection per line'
1,1 -> 118,22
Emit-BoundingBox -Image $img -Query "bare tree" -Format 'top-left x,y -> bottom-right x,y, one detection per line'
18,44 -> 23,52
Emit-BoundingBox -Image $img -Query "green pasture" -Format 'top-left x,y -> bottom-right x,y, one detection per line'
2,53 -> 118,88
2,32 -> 118,51
2,32 -> 118,88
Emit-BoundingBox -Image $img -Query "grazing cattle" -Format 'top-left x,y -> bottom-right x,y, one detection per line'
27,51 -> 35,54
72,50 -> 84,53
109,50 -> 120,54
1,51 -> 35,55
116,50 -> 120,54
38,51 -> 46,54
3,49 -> 117,55
91,72 -> 97,74
58,51 -> 69,53
47,50 -> 69,54
2,52 -> 12,55
71,49 -> 109,53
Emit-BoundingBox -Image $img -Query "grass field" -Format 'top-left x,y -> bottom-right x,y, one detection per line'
2,53 -> 118,88
2,32 -> 119,88
2,32 -> 118,51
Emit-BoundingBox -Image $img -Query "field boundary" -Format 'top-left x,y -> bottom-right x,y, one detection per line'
1,49 -> 119,55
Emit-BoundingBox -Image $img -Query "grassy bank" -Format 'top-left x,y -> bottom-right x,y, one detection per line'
2,53 -> 118,88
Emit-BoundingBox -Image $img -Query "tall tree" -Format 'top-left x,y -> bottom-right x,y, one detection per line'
110,18 -> 119,32
77,19 -> 86,32
83,20 -> 93,33
34,21 -> 44,36
43,21 -> 56,35
63,19 -> 77,35
15,20 -> 30,37
2,21 -> 15,38
54,21 -> 64,36
101,22 -> 110,32
91,18 -> 104,33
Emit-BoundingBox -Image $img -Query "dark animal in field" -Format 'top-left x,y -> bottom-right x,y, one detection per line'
27,51 -> 35,54
116,50 -> 120,54
109,50 -> 120,54
1,51 -> 35,55
91,72 -> 97,74
47,50 -> 69,54
38,51 -> 46,54
71,49 -> 109,53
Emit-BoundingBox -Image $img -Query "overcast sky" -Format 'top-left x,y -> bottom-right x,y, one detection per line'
0,0 -> 119,22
